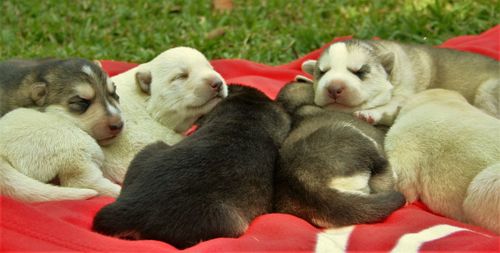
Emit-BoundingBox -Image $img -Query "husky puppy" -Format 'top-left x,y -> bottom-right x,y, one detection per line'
385,88 -> 500,234
93,85 -> 291,249
0,59 -> 123,202
302,40 -> 500,125
274,81 -> 405,227
101,47 -> 228,184
0,58 -> 123,145
0,108 -> 120,202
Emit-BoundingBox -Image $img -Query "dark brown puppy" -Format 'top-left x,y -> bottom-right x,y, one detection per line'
92,85 -> 291,249
274,81 -> 405,227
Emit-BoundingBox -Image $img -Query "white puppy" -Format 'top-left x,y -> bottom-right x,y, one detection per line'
302,40 -> 500,125
385,89 -> 500,234
102,47 -> 228,183
0,107 -> 121,202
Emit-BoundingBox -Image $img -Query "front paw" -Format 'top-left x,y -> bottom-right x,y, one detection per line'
354,110 -> 382,124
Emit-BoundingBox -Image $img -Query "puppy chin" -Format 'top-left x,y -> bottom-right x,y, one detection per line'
97,135 -> 119,146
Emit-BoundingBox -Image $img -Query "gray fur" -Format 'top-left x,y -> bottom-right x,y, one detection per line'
0,58 -> 110,116
274,81 -> 404,227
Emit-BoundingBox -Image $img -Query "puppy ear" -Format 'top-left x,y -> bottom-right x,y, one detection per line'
135,71 -> 152,94
294,74 -> 313,83
31,82 -> 47,106
379,52 -> 394,75
301,60 -> 317,76
93,60 -> 103,69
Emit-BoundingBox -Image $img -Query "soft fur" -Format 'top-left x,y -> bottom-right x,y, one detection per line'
0,58 -> 123,145
0,107 -> 121,202
274,81 -> 405,228
101,47 -> 228,184
385,88 -> 500,234
92,85 -> 291,248
302,40 -> 500,125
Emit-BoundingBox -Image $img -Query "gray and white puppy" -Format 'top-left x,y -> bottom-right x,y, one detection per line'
93,85 -> 291,249
302,40 -> 500,125
274,81 -> 405,228
0,58 -> 123,145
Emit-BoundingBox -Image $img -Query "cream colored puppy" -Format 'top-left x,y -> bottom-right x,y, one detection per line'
302,40 -> 500,125
102,47 -> 228,183
385,89 -> 500,234
0,107 -> 121,202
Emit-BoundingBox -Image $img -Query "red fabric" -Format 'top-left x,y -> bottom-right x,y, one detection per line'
2,26 -> 499,252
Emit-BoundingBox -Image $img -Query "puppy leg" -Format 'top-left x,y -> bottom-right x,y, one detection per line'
59,163 -> 121,197
0,158 -> 98,202
474,78 -> 500,118
384,147 -> 421,203
463,163 -> 500,234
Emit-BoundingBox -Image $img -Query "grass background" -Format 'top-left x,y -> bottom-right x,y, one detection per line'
1,0 -> 498,65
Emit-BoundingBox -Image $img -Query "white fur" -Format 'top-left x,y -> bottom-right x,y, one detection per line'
328,172 -> 371,195
385,89 -> 500,234
101,47 -> 228,184
0,108 -> 120,202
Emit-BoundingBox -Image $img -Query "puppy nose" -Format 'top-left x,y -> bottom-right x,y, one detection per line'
210,79 -> 223,91
109,121 -> 124,135
327,81 -> 345,99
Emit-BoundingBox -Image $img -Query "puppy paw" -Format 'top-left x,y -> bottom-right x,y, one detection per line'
354,110 -> 382,125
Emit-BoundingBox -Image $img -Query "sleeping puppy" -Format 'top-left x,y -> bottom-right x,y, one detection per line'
0,59 -> 123,202
302,39 -> 500,125
101,47 -> 228,184
385,88 -> 500,234
92,85 -> 291,248
274,81 -> 405,228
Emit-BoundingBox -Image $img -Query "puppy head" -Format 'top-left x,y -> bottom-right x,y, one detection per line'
43,59 -> 123,146
135,47 -> 228,133
302,40 -> 394,112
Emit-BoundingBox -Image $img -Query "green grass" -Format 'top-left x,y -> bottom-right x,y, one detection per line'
1,0 -> 498,65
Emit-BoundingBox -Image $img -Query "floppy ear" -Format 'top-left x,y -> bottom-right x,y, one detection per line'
379,52 -> 394,75
31,82 -> 47,106
301,60 -> 317,76
135,71 -> 152,94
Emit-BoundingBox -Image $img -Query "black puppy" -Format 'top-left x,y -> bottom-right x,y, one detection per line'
93,85 -> 291,249
274,81 -> 405,227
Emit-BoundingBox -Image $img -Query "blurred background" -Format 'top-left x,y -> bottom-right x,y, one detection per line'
1,0 -> 498,65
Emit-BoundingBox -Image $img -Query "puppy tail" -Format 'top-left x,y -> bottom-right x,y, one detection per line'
327,191 -> 406,226
0,157 -> 98,202
290,189 -> 405,227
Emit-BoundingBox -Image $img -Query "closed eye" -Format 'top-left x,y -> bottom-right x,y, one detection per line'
317,67 -> 329,76
349,64 -> 370,80
171,72 -> 189,81
68,96 -> 91,114
110,92 -> 120,101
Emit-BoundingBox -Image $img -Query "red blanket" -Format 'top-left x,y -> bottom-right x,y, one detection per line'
2,26 -> 499,252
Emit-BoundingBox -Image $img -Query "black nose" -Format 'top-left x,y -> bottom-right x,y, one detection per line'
210,80 -> 223,91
